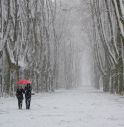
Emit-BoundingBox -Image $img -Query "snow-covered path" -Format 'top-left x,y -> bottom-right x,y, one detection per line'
0,86 -> 124,127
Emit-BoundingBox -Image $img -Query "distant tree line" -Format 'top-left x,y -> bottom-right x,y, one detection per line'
0,0 -> 80,96
86,0 -> 124,94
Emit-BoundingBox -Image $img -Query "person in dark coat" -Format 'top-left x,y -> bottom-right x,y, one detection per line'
16,86 -> 25,109
24,84 -> 32,109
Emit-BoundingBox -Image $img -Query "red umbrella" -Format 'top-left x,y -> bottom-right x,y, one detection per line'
16,79 -> 31,85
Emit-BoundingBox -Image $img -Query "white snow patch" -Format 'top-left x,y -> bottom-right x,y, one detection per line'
0,86 -> 124,127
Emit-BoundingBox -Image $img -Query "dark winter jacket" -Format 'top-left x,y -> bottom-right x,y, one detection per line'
25,85 -> 32,99
16,88 -> 25,100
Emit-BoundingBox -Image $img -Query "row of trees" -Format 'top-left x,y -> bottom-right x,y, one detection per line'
0,0 -> 81,96
86,0 -> 124,94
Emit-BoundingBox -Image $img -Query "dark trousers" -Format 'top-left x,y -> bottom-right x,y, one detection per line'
18,99 -> 23,109
25,98 -> 31,109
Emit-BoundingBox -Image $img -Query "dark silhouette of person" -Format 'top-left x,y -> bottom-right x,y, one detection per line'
25,84 -> 32,109
16,86 -> 25,109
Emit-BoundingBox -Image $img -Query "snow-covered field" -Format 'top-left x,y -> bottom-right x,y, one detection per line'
0,86 -> 124,127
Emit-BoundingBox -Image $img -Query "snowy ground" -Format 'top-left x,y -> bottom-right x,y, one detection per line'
0,86 -> 124,127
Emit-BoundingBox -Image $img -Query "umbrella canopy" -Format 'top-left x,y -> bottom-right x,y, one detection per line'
16,79 -> 31,85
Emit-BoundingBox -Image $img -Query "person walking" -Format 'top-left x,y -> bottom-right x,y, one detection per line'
16,86 -> 25,109
24,84 -> 32,109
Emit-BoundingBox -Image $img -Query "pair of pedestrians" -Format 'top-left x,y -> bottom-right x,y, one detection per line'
16,84 -> 32,109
